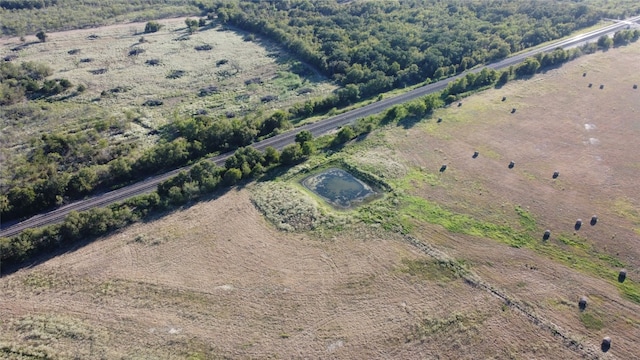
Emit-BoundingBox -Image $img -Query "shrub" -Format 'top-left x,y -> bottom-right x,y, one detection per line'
334,126 -> 355,145
128,47 -> 145,56
185,18 -> 199,32
245,77 -> 262,85
144,21 -> 163,34
216,59 -> 229,66
145,59 -> 161,66
223,168 -> 242,185
194,44 -> 213,51
89,68 -> 107,75
36,30 -> 47,42
198,85 -> 218,97
143,99 -> 163,107
260,95 -> 277,103
167,70 -> 186,79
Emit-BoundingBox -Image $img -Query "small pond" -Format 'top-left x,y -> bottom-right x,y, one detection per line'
301,168 -> 378,209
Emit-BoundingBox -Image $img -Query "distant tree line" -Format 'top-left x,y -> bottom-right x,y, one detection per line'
0,0 -> 200,36
0,0 -> 58,10
209,0 -> 640,99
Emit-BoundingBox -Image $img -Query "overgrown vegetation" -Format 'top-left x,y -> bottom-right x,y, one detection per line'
0,61 -> 73,105
0,0 -> 199,36
5,32 -> 640,267
4,27 -> 638,226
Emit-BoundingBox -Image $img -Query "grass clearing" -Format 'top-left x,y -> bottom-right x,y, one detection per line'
0,17 -> 335,185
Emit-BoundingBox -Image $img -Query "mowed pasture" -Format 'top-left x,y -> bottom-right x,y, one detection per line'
382,42 -> 640,357
1,41 -> 640,359
0,190 -> 581,359
0,17 -> 335,172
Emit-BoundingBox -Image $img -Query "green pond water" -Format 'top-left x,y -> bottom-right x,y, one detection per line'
302,168 -> 377,208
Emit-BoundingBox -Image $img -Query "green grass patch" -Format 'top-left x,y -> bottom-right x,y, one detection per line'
579,311 -> 604,330
359,185 -> 640,304
394,168 -> 441,191
515,205 -> 537,232
399,258 -> 462,282
400,196 -> 530,248
619,281 -> 640,304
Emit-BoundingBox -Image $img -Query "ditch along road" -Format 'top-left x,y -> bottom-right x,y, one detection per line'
2,16 -> 638,238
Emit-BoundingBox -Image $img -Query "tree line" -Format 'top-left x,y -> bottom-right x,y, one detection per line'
209,0 -> 640,99
0,0 -> 199,36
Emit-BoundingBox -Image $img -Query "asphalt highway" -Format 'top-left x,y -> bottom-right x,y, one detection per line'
2,17 -> 638,238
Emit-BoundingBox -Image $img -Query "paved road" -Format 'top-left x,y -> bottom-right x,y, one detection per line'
2,17 -> 638,238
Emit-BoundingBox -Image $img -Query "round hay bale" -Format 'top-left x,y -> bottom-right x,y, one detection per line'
552,171 -> 560,179
599,84 -> 604,89
618,269 -> 627,283
590,215 -> 598,226
502,96 -> 507,101
511,108 -> 516,114
543,230 -> 551,241
575,219 -> 582,231
588,83 -> 593,88
578,296 -> 587,311
472,151 -> 479,158
508,161 -> 515,169
439,164 -> 447,172
601,337 -> 611,352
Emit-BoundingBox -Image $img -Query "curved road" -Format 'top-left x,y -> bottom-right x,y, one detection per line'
1,17 -> 638,238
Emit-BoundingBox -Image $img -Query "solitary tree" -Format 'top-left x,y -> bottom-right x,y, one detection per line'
36,30 -> 47,43
185,18 -> 199,33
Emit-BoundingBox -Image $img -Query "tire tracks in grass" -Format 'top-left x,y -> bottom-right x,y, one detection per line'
402,234 -> 601,359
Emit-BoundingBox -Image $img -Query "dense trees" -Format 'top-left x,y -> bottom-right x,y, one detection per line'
1,106 -> 294,222
209,0 -> 640,98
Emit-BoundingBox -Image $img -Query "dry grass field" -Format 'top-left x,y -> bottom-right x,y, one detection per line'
1,43 -> 639,359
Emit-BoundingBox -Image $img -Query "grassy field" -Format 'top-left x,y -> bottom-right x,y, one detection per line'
0,17 -> 335,184
1,42 -> 639,358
